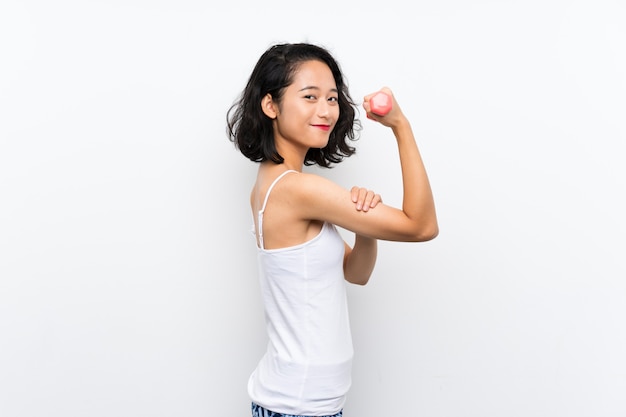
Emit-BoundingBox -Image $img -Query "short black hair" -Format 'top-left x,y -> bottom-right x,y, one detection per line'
226,43 -> 361,168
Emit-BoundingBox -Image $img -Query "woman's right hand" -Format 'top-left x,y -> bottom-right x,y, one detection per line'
363,87 -> 406,129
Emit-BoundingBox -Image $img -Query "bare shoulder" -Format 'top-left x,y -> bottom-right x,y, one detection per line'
252,170 -> 338,215
283,171 -> 335,187
280,171 -> 346,204
278,171 -> 363,223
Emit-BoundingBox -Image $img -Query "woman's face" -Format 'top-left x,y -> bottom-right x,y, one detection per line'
272,60 -> 340,152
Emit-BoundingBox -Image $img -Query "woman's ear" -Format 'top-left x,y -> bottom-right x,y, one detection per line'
261,94 -> 278,119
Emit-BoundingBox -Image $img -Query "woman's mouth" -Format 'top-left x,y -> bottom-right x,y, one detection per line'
312,124 -> 331,131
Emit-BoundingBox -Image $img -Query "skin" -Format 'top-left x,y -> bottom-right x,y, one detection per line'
251,59 -> 438,286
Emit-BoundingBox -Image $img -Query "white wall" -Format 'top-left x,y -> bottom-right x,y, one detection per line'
1,1 -> 625,416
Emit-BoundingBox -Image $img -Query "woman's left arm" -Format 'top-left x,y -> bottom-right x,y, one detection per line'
344,187 -> 380,285
343,235 -> 377,285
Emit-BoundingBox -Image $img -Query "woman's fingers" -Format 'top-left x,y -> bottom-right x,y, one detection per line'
351,186 -> 382,212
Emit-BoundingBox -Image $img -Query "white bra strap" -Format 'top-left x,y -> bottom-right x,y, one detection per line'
257,170 -> 297,249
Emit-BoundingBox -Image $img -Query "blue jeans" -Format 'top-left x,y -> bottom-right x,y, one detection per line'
251,402 -> 343,417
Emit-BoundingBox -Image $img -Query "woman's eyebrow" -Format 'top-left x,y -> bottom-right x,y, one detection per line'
298,86 -> 339,93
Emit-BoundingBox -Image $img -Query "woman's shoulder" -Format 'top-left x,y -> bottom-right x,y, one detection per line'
256,168 -> 344,211
280,171 -> 338,194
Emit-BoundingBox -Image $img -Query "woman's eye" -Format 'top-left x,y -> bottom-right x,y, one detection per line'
328,97 -> 338,103
304,95 -> 316,100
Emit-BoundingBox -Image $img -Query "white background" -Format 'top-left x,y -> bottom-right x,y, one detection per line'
1,0 -> 625,416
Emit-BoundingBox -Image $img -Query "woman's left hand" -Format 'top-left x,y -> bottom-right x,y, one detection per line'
350,186 -> 382,212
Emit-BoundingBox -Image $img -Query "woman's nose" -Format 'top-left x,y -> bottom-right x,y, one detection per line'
317,101 -> 331,117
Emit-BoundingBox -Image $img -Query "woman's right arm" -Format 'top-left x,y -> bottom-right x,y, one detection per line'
367,88 -> 439,241
293,88 -> 438,242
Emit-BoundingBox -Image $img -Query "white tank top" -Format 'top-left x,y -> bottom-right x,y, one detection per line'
248,170 -> 354,416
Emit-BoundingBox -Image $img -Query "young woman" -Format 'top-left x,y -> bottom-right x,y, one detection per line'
227,42 -> 438,417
